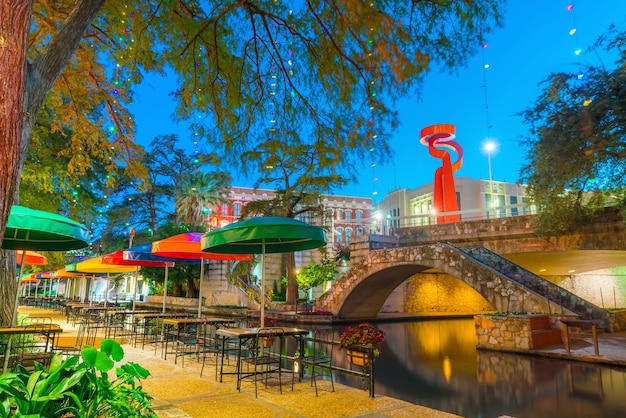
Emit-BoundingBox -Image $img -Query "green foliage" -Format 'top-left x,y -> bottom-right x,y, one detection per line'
0,339 -> 154,417
295,258 -> 336,296
520,27 -> 626,236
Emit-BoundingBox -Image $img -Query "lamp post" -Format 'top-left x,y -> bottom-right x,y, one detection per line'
484,141 -> 497,218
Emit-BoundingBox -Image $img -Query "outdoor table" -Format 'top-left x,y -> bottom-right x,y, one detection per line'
160,317 -> 236,360
215,327 -> 308,390
1,324 -> 64,372
132,312 -> 191,349
102,309 -> 154,339
561,319 -> 600,355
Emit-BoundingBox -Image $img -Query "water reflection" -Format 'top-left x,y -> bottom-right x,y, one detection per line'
332,319 -> 626,418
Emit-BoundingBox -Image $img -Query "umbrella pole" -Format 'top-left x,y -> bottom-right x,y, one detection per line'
197,260 -> 205,318
89,277 -> 94,306
132,267 -> 139,311
260,239 -> 265,327
4,250 -> 27,373
105,273 -> 110,305
162,265 -> 168,314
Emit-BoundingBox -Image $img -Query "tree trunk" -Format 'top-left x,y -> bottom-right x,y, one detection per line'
0,1 -> 31,246
186,277 -> 196,298
286,253 -> 298,304
0,2 -> 31,327
0,251 -> 18,326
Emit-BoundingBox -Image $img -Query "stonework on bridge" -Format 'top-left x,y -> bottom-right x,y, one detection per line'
318,243 -> 561,319
316,242 -> 616,331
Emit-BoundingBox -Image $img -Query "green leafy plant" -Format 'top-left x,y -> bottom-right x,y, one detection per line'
0,339 -> 155,417
339,322 -> 386,358
295,258 -> 336,298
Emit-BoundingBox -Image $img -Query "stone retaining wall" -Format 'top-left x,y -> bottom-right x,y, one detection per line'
475,314 -> 566,351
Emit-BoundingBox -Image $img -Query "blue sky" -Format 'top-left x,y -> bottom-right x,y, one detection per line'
130,1 -> 626,202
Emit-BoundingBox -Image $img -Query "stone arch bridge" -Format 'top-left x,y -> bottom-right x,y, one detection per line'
316,242 -> 617,331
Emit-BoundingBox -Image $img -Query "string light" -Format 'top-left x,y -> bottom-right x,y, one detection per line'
480,41 -> 493,139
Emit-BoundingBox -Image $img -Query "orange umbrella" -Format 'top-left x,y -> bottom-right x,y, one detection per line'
16,250 -> 47,266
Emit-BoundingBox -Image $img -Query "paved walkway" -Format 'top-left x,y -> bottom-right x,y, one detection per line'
17,306 -> 458,418
15,306 -> 626,417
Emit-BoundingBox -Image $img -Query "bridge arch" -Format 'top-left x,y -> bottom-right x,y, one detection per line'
318,243 -> 558,320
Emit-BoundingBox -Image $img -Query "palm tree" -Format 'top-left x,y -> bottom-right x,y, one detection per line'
175,172 -> 231,229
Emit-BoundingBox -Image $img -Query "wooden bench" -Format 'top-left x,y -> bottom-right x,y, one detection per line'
529,315 -> 563,349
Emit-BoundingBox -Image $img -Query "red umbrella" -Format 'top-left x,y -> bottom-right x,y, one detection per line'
100,250 -> 175,308
151,232 -> 251,316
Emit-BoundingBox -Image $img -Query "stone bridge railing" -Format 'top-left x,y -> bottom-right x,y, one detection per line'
460,246 -> 612,329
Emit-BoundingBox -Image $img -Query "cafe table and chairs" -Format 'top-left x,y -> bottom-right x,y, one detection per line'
0,323 -> 64,372
103,309 -> 154,340
132,312 -> 191,350
160,317 -> 236,364
215,326 -> 308,396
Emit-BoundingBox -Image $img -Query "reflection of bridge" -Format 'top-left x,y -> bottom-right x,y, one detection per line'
316,209 -> 626,331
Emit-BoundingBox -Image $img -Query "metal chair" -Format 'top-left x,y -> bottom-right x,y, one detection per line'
53,319 -> 97,356
307,327 -> 335,396
240,327 -> 291,397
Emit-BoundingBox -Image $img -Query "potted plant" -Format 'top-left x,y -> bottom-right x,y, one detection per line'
339,322 -> 386,365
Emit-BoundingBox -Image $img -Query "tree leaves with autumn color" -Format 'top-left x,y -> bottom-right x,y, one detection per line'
519,26 -> 626,236
0,0 -> 503,325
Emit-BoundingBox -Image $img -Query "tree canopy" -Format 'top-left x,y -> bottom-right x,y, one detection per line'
519,26 -> 626,235
0,0 -> 504,325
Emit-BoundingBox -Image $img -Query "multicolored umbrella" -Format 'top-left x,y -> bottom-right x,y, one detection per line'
152,232 -> 252,316
102,247 -> 176,309
202,216 -> 326,325
67,257 -> 139,304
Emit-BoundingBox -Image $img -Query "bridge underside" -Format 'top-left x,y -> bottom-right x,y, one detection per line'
338,265 -> 431,319
505,250 -> 626,275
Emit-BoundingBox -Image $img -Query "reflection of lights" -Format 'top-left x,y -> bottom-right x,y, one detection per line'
539,268 -> 547,273
568,269 -> 576,273
443,356 -> 452,383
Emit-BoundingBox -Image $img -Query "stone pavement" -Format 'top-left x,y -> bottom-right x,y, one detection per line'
16,306 -> 626,417
17,306 -> 458,418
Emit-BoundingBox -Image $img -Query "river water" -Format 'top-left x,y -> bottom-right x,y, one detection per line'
330,318 -> 626,418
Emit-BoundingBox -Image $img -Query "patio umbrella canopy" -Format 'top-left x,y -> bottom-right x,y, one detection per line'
106,245 -> 180,310
16,250 -> 47,266
4,205 -> 91,251
67,257 -> 140,305
201,216 -> 326,325
152,232 -> 252,315
2,205 -> 90,373
201,217 -> 326,255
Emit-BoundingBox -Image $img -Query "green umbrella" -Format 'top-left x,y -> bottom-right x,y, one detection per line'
4,205 -> 91,251
2,205 -> 91,373
201,216 -> 326,325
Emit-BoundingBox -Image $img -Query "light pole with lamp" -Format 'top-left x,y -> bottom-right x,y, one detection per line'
483,141 -> 497,218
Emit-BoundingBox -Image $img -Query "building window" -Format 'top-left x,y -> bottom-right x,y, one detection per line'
346,228 -> 352,243
345,210 -> 351,220
510,196 -> 518,216
356,210 -> 362,220
336,227 -> 343,243
221,203 -> 229,215
234,202 -> 241,217
337,209 -> 343,220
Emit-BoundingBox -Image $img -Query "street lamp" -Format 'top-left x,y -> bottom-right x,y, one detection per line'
483,141 -> 497,217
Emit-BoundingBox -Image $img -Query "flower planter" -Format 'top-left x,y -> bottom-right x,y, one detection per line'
346,348 -> 369,366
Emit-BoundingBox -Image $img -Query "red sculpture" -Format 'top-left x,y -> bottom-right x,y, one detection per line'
420,124 -> 463,224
